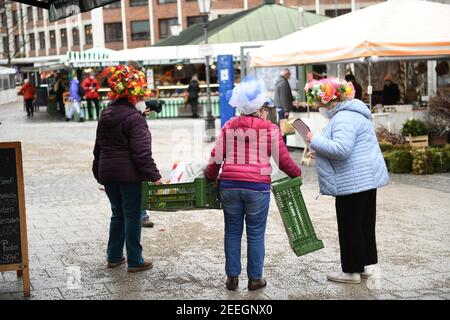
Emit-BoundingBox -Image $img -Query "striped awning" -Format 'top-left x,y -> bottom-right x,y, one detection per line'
251,0 -> 450,67
66,48 -> 115,67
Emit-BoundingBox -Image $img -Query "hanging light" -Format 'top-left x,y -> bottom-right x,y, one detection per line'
197,0 -> 212,15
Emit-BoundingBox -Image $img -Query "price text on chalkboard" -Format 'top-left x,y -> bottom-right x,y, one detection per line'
0,148 -> 22,265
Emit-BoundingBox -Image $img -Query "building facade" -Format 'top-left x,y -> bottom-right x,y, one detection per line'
0,0 -> 386,61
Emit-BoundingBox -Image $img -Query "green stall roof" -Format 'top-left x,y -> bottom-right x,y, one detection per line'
156,4 -> 329,46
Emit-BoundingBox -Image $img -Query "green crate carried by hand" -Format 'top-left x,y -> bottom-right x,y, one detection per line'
141,178 -> 221,211
271,177 -> 324,256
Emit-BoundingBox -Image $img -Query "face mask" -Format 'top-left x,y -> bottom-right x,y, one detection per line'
319,107 -> 329,119
135,101 -> 146,114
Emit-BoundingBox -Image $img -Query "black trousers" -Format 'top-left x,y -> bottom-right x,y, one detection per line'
335,188 -> 378,273
25,99 -> 34,116
87,98 -> 100,119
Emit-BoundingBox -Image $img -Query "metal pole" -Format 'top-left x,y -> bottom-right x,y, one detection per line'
368,59 -> 372,110
203,14 -> 215,141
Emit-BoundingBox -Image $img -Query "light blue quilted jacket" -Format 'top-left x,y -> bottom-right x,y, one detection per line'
310,99 -> 389,196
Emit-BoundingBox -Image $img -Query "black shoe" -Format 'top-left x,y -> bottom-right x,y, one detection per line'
66,118 -> 70,122
226,276 -> 239,290
192,114 -> 199,119
248,278 -> 267,291
79,118 -> 85,122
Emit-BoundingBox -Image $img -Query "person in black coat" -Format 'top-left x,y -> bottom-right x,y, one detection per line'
93,65 -> 161,273
382,74 -> 400,105
345,74 -> 363,100
187,74 -> 201,118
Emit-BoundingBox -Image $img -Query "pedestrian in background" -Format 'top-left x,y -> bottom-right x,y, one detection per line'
83,72 -> 101,119
19,78 -> 36,117
53,74 -> 68,118
93,65 -> 161,273
274,68 -> 295,142
66,76 -> 84,122
187,74 -> 200,118
205,76 -> 301,291
345,74 -> 363,100
305,78 -> 389,284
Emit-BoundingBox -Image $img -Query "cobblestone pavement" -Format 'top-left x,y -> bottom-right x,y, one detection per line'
0,101 -> 449,300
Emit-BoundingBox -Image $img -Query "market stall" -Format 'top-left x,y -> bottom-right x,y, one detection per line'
250,0 -> 450,148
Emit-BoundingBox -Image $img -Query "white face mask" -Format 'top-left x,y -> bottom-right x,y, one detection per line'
319,107 -> 329,119
135,101 -> 146,114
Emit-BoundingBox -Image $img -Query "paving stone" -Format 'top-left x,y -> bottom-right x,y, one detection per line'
0,100 -> 449,300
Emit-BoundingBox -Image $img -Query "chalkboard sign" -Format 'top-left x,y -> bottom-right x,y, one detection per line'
0,142 -> 30,297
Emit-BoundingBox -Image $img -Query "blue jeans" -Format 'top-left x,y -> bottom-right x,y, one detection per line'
105,183 -> 144,268
220,189 -> 270,279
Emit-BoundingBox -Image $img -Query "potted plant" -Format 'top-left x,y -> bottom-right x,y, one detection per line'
402,119 -> 429,148
426,90 -> 450,146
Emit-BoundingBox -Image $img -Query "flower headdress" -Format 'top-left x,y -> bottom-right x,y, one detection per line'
304,78 -> 355,106
102,65 -> 153,102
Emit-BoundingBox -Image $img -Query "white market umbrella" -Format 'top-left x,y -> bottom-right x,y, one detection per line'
251,0 -> 450,67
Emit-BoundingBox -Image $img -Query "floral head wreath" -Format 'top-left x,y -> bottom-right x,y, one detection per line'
102,65 -> 153,101
304,78 -> 355,106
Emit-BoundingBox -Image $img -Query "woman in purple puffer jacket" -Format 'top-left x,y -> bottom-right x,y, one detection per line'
93,65 -> 161,273
205,77 -> 301,291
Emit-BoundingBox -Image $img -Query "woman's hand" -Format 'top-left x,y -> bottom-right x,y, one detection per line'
307,150 -> 316,159
154,179 -> 163,185
306,131 -> 314,143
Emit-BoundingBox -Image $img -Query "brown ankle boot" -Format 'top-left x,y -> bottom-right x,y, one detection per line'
248,278 -> 267,291
226,276 -> 239,290
127,260 -> 153,273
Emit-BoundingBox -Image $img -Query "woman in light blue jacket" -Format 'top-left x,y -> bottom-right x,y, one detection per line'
305,78 -> 389,284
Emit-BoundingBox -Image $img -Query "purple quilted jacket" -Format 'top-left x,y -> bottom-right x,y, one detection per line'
92,98 -> 161,184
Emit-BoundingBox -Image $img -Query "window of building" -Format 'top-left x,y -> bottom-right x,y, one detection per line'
85,24 -> 93,44
39,31 -> 45,49
131,20 -> 150,41
12,10 -> 17,25
27,6 -> 33,22
14,35 -> 20,53
72,28 -> 79,46
1,12 -> 6,27
37,8 -> 43,20
130,0 -> 149,6
324,8 -> 351,17
29,33 -> 35,50
159,17 -> 178,39
104,22 -> 123,42
49,30 -> 56,48
187,15 -> 203,27
158,0 -> 176,4
3,36 -> 9,54
104,2 -> 121,8
60,28 -> 67,47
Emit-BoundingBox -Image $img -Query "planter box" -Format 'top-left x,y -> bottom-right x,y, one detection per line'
408,134 -> 429,148
429,134 -> 447,146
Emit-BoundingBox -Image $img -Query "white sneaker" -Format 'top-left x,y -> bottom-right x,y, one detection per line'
360,265 -> 375,279
327,272 -> 361,284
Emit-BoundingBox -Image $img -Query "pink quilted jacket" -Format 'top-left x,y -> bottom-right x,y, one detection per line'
205,116 -> 301,184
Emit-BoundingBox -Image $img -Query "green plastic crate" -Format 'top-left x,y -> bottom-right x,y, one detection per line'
271,177 -> 324,256
141,178 -> 221,211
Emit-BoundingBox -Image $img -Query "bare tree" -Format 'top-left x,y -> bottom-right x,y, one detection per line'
1,0 -> 30,66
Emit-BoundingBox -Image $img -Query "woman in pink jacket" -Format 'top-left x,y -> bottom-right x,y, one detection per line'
205,77 -> 301,291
